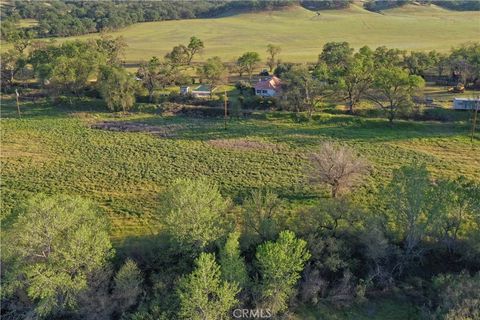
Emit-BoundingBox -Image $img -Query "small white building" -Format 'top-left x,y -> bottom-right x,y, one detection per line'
254,76 -> 281,97
453,98 -> 480,110
180,85 -> 215,98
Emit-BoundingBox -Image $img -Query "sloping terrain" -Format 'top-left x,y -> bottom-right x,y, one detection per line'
60,4 -> 480,62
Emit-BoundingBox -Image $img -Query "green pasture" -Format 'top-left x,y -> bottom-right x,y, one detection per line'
1,97 -> 479,241
52,4 -> 480,62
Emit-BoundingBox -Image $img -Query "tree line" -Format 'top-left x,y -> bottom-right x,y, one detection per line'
364,0 -> 480,12
0,0 -> 297,39
2,35 -> 479,121
2,143 -> 479,319
3,0 -> 477,41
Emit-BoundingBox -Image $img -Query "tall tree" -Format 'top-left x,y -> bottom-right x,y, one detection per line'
165,44 -> 189,67
449,42 -> 480,86
266,44 -> 281,72
385,164 -> 433,269
256,230 -> 311,315
92,34 -> 127,66
242,190 -> 284,246
220,232 -> 249,290
2,195 -> 113,317
373,46 -> 405,68
338,46 -> 375,113
177,253 -> 239,320
159,177 -> 231,254
237,51 -> 261,81
33,40 -> 106,95
197,56 -> 227,98
112,259 -> 143,314
429,178 -> 480,253
367,66 -> 424,123
1,49 -> 28,89
137,56 -> 161,102
318,41 -> 354,74
281,65 -> 328,118
98,65 -> 138,113
186,36 -> 204,65
403,51 -> 438,77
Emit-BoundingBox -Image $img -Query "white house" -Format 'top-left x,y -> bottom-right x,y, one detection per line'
453,98 -> 480,110
254,76 -> 281,97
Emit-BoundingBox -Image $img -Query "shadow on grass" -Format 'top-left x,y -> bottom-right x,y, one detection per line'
1,97 -> 108,119
3,97 -> 472,146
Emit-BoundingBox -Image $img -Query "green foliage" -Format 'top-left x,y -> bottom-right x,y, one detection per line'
177,253 -> 240,320
187,36 -> 205,64
220,232 -> 249,289
0,49 -> 28,88
266,44 -> 281,72
197,56 -> 227,95
385,164 -> 433,257
337,46 -> 375,113
368,66 -> 425,123
237,51 -> 261,80
319,41 -> 354,75
113,259 -> 144,314
92,34 -> 127,66
159,178 -> 232,253
281,64 -> 328,117
256,230 -> 311,314
449,42 -> 480,85
29,40 -> 108,95
242,190 -> 285,247
98,65 -> 138,112
430,178 -> 480,244
430,272 -> 480,319
3,194 -> 113,317
165,45 -> 189,66
403,50 -> 439,77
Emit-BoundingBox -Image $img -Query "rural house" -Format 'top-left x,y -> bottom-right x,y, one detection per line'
254,76 -> 281,97
453,97 -> 480,110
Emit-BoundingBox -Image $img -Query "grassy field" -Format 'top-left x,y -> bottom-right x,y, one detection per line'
50,4 -> 480,62
1,97 -> 479,242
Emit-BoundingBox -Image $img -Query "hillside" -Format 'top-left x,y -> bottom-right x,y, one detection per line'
58,4 -> 480,62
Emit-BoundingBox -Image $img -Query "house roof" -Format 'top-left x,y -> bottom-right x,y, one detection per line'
254,76 -> 281,91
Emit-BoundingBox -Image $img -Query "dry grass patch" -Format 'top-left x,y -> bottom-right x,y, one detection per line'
207,138 -> 283,152
91,121 -> 185,137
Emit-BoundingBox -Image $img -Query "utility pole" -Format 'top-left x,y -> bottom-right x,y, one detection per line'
471,96 -> 479,143
224,88 -> 228,130
15,88 -> 21,118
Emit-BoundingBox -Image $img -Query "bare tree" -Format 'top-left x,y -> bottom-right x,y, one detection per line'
308,142 -> 370,198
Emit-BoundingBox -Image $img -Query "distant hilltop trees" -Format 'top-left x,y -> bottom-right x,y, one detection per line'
1,0 -> 478,40
364,0 -> 480,12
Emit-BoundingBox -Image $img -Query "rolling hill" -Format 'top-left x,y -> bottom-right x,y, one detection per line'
57,4 -> 480,62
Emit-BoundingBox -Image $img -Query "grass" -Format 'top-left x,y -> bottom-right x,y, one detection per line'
49,4 -> 480,62
1,97 -> 479,242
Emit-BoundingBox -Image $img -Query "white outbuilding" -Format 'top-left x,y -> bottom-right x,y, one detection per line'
453,98 -> 480,110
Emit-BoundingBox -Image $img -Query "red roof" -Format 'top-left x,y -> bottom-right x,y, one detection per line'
254,76 -> 281,91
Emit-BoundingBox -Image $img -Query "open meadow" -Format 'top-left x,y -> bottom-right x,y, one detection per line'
53,4 -> 480,62
2,97 -> 479,241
